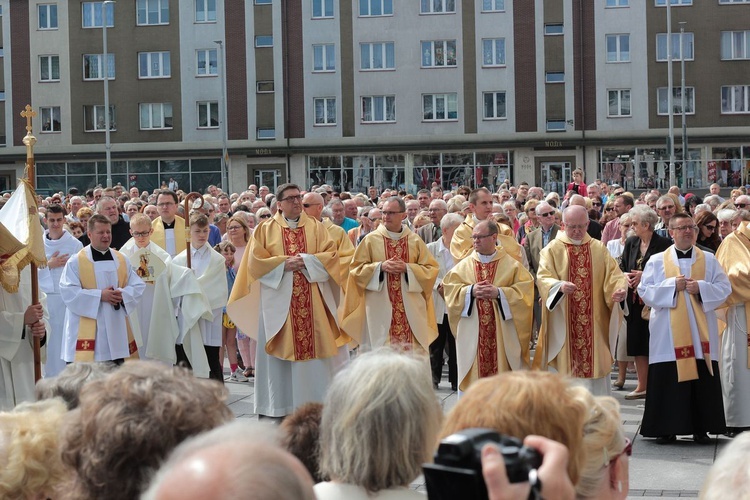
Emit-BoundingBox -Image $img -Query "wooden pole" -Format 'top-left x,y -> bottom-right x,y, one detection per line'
20,105 -> 42,382
182,192 -> 205,268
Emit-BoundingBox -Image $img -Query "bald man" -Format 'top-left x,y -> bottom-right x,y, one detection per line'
568,194 -> 602,240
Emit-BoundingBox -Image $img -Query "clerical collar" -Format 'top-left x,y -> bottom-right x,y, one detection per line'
477,251 -> 497,264
162,219 -> 175,230
284,215 -> 300,223
386,229 -> 403,239
675,247 -> 693,259
46,231 -> 63,241
568,239 -> 583,246
91,247 -> 113,261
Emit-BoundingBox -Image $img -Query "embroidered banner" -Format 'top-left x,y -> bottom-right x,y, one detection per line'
475,260 -> 499,378
384,236 -> 414,346
566,243 -> 594,378
282,227 -> 315,361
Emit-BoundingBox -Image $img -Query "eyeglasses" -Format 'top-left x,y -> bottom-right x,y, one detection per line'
131,231 -> 151,237
670,225 -> 697,232
592,202 -> 602,207
614,191 -> 624,196
471,233 -> 496,240
280,195 -> 302,202
736,203 -> 748,208
658,206 -> 675,211
259,214 -> 272,219
605,207 -> 614,212
538,211 -> 555,218
382,211 -> 405,216
565,224 -> 588,230
227,225 -> 244,231
302,203 -> 321,208
704,224 -> 717,231
369,217 -> 382,221
607,438 -> 632,467
326,191 -> 333,195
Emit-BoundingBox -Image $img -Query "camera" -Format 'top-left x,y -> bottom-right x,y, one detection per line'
423,428 -> 542,500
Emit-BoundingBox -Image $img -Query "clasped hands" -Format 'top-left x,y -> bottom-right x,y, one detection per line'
381,258 -> 407,275
473,280 -> 499,300
560,281 -> 627,303
284,255 -> 306,272
24,303 -> 46,339
675,275 -> 700,295
101,286 -> 123,306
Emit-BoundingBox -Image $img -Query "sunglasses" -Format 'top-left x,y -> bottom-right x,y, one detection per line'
592,202 -> 602,207
736,203 -> 748,208
605,207 -> 614,212
302,203 -> 320,208
538,211 -> 555,217
704,224 -> 717,231
259,214 -> 272,219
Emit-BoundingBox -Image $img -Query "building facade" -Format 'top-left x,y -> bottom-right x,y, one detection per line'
0,0 -> 748,197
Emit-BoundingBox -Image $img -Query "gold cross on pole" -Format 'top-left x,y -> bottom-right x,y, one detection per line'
20,104 -> 36,134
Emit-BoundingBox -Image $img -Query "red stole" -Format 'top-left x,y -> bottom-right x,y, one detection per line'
282,227 -> 315,361
384,236 -> 414,346
565,243 -> 594,378
475,260 -> 499,378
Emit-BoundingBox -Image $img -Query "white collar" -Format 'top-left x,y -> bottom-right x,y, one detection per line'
477,251 -> 497,263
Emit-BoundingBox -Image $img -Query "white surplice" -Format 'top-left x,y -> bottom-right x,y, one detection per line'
59,247 -> 146,362
39,231 -> 83,376
721,304 -> 750,427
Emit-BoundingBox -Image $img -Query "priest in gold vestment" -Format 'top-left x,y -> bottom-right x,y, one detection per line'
450,188 -> 526,266
533,206 -> 627,396
227,184 -> 349,418
341,197 -> 439,352
150,190 -> 186,257
443,221 -> 534,392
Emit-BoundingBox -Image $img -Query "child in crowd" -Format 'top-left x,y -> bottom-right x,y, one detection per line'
214,241 -> 246,382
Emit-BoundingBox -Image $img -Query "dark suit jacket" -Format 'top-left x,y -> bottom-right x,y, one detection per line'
78,215 -> 131,250
524,224 -> 559,277
620,233 -> 672,276
587,220 -> 603,240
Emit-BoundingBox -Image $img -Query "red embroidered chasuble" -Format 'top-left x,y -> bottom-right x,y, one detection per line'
565,243 -> 594,378
384,236 -> 414,346
282,227 -> 315,361
474,260 -> 499,378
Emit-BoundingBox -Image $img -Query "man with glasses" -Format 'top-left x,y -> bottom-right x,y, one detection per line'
416,199 -> 448,244
442,220 -> 534,392
533,205 -> 627,396
602,194 -> 635,245
341,197 -> 439,353
303,192 -> 355,289
654,195 -> 679,240
227,183 -> 349,419
151,190 -> 186,257
638,213 -> 731,444
328,199 -> 358,233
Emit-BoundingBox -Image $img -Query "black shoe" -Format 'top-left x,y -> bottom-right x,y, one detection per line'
725,429 -> 739,438
451,384 -> 458,391
693,433 -> 712,444
654,435 -> 676,444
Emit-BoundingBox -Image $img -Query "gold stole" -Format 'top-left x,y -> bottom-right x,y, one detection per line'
151,216 -> 187,255
565,242 -> 594,378
731,230 -> 750,368
282,226 -> 316,361
474,260 -> 499,378
384,235 -> 414,346
75,248 -> 139,362
663,247 -> 711,382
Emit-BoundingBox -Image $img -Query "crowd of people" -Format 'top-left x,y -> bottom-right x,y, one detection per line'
1,172 -> 750,498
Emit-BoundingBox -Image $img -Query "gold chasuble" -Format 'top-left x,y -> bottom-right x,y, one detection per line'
716,221 -> 750,369
227,212 -> 347,361
533,233 -> 626,380
443,249 -> 534,391
151,216 -> 187,255
322,218 -> 355,290
340,224 -> 439,351
450,215 -> 523,263
75,248 -> 138,362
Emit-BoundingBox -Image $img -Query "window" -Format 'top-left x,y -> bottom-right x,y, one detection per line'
657,87 -> 695,115
40,107 -> 61,133
257,128 -> 275,140
255,0 -> 272,3
656,33 -> 694,61
257,81 -> 274,93
196,49 -> 217,76
195,0 -> 216,22
359,0 -> 393,17
483,91 -> 506,120
361,95 -> 395,123
139,103 -> 173,129
82,2 -> 114,28
482,38 -> 506,66
423,93 -> 457,121
606,34 -> 630,63
40,55 -> 60,82
655,0 -> 691,5
83,54 -> 115,80
721,31 -> 750,60
361,42 -> 394,70
255,36 -> 273,48
313,44 -> 335,72
198,101 -> 219,128
546,120 -> 566,132
84,105 -> 116,131
421,40 -> 457,67
482,0 -> 505,11
544,24 -> 564,35
606,0 -> 628,6
137,0 -> 168,25
546,72 -> 564,83
721,85 -> 750,114
608,89 -> 631,117
138,52 -> 170,78
314,97 -> 336,125
313,0 -> 333,18
38,4 -> 58,29
420,0 -> 455,14
720,0 -> 750,3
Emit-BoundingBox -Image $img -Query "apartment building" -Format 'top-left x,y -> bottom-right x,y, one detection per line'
0,0 -> 747,197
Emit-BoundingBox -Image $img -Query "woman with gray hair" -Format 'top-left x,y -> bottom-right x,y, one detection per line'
316,348 -> 442,499
618,205 -> 671,398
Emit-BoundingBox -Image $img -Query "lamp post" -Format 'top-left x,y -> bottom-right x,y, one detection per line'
103,0 -> 115,188
666,0 -> 676,188
679,22 -> 688,185
214,40 -> 229,192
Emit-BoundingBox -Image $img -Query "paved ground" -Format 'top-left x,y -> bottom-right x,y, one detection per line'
223,364 -> 728,499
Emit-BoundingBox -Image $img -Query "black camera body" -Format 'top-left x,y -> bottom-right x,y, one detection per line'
423,428 -> 542,500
